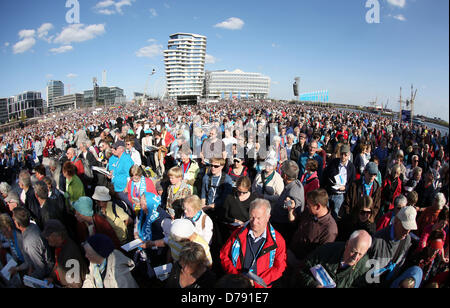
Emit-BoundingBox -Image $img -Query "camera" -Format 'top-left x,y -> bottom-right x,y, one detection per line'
283,200 -> 293,210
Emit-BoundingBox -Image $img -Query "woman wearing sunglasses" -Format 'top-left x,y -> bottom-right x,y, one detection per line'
337,195 -> 376,241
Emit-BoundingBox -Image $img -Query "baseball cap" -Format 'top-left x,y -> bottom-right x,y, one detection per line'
396,206 -> 418,230
112,140 -> 126,149
42,219 -> 67,238
170,219 -> 195,239
340,144 -> 351,154
365,162 -> 379,175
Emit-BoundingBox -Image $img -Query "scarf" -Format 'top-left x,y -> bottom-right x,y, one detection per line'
131,176 -> 147,204
231,223 -> 277,270
137,192 -> 161,243
93,258 -> 107,288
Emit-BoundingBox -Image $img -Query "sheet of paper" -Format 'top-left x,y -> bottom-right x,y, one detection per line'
1,258 -> 17,281
310,264 -> 336,288
244,271 -> 267,288
23,275 -> 53,288
121,239 -> 144,252
92,166 -> 110,176
154,263 -> 173,281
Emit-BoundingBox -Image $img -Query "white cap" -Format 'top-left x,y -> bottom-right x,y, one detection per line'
396,206 -> 418,230
170,219 -> 195,239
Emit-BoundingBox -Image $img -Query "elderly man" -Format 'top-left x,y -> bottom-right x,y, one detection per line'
366,206 -> 417,286
322,144 -> 356,220
82,234 -> 138,288
109,140 -> 135,211
220,199 -> 287,288
42,220 -> 88,288
297,140 -> 324,180
298,230 -> 372,288
270,160 -> 305,244
33,180 -> 64,230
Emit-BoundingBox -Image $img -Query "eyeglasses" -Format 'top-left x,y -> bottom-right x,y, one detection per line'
211,165 -> 222,169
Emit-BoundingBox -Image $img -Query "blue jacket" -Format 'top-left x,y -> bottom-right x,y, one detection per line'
298,153 -> 323,180
111,153 -> 134,192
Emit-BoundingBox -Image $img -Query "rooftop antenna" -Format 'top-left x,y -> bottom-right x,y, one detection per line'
102,70 -> 107,87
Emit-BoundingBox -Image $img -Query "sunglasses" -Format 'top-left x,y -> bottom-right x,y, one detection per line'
236,190 -> 249,195
211,164 -> 222,168
360,210 -> 372,215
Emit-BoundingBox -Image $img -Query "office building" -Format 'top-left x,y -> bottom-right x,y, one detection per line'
52,94 -> 84,112
47,80 -> 64,112
205,69 -> 271,100
83,86 -> 126,107
164,33 -> 207,99
7,91 -> 44,121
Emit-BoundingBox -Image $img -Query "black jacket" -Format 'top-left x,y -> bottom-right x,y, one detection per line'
321,158 -> 356,195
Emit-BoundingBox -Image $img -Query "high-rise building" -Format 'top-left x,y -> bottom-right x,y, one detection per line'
205,69 -> 271,100
47,80 -> 64,113
83,86 -> 126,107
53,94 -> 84,112
0,98 -> 9,124
7,91 -> 44,120
164,33 -> 207,99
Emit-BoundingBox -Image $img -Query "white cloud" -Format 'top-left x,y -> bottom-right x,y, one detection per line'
38,23 -> 54,38
4,42 -> 10,47
205,54 -> 217,64
53,24 -> 106,45
149,8 -> 158,17
13,37 -> 36,54
392,14 -> 406,21
18,29 -> 36,38
386,0 -> 406,8
95,0 -> 133,15
214,17 -> 245,30
147,38 -> 157,43
50,45 -> 74,54
136,43 -> 163,58
67,73 -> 78,78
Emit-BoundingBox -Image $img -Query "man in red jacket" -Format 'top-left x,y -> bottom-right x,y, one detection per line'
220,199 -> 287,288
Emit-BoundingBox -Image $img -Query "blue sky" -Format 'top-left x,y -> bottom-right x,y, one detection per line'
0,0 -> 448,120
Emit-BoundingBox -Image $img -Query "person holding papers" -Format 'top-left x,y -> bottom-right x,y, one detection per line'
82,234 -> 138,288
298,230 -> 372,288
321,144 -> 356,221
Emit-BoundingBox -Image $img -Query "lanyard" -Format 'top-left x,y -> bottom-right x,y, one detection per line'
211,174 -> 222,202
247,233 -> 266,273
182,161 -> 191,179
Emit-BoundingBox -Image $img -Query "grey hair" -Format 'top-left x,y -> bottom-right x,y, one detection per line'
33,181 -> 49,200
394,195 -> 408,208
0,182 -> 12,195
281,160 -> 300,181
48,158 -> 61,169
434,193 -> 446,209
18,170 -> 31,188
249,198 -> 271,217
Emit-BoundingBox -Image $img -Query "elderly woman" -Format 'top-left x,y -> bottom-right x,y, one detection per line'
62,161 -> 85,208
0,213 -> 28,287
252,158 -> 284,207
124,165 -> 157,215
182,195 -> 213,244
165,166 -> 192,219
165,242 -> 216,288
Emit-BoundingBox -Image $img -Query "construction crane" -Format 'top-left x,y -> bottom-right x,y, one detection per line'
141,69 -> 156,104
408,84 -> 418,126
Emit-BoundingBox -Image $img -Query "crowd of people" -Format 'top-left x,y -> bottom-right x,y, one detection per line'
0,99 -> 448,289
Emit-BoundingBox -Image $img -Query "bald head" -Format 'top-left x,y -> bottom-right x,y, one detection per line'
342,230 -> 372,267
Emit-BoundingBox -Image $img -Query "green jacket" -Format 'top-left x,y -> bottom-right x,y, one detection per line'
299,242 -> 370,288
65,175 -> 85,207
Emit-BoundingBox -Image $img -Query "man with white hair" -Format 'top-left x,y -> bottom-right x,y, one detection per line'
220,198 -> 287,288
298,230 -> 372,288
416,192 -> 447,236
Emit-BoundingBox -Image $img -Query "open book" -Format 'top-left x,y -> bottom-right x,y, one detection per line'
92,166 -> 111,177
310,264 -> 336,288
